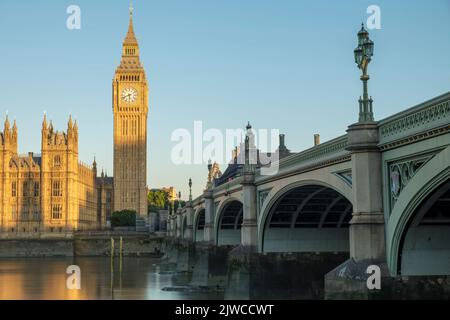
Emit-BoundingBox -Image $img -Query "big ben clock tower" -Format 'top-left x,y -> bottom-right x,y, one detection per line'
113,4 -> 148,216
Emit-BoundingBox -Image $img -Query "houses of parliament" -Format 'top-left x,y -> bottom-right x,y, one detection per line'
0,6 -> 148,238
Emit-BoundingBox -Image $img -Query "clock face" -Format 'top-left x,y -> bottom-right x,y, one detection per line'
121,87 -> 138,103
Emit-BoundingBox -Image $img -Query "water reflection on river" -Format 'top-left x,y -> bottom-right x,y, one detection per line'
0,257 -> 224,300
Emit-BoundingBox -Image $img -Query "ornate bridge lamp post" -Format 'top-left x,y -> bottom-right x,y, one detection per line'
184,178 -> 194,241
188,178 -> 193,202
169,191 -> 179,237
325,24 -> 386,299
203,177 -> 215,244
241,122 -> 258,250
346,24 -> 385,263
354,24 -> 375,122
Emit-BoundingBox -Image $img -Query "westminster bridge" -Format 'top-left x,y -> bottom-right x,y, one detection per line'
164,90 -> 450,299
164,26 -> 450,299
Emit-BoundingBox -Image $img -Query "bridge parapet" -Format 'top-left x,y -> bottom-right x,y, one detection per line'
192,196 -> 204,207
212,176 -> 243,197
256,134 -> 349,183
379,92 -> 450,149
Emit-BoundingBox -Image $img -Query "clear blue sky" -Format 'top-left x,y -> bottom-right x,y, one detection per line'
0,0 -> 449,198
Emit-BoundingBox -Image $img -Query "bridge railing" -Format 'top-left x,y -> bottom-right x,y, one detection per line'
256,134 -> 349,181
378,92 -> 450,147
191,196 -> 203,207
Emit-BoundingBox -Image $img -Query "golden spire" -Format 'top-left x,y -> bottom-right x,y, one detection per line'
68,114 -> 73,129
4,115 -> 10,131
124,1 -> 138,45
42,112 -> 47,129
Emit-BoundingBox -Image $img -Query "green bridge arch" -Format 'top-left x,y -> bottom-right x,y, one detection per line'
387,146 -> 450,275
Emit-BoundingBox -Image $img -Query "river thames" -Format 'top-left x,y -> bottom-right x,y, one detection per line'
0,257 -> 224,300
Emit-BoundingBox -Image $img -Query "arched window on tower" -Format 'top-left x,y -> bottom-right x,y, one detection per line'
11,181 -> 17,197
54,155 -> 61,167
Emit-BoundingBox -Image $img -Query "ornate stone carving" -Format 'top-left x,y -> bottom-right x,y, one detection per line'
380,98 -> 449,142
389,154 -> 435,208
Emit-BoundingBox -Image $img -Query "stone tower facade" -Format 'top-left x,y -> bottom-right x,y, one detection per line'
0,116 -> 101,238
113,6 -> 148,216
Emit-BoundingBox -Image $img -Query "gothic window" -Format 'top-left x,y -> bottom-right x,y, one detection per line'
21,206 -> 28,220
34,182 -> 40,197
52,205 -> 62,220
23,181 -> 29,197
54,155 -> 61,167
33,206 -> 40,220
11,181 -> 17,197
52,180 -> 62,197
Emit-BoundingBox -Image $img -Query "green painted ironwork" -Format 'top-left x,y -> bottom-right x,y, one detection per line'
379,92 -> 450,146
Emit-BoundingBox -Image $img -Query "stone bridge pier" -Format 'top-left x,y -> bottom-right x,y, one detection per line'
324,121 -> 387,299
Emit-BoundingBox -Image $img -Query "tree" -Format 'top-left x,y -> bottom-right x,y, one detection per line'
147,189 -> 169,212
111,210 -> 137,227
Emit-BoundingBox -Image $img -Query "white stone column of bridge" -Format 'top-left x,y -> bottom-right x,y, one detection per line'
240,123 -> 258,250
176,209 -> 182,239
166,217 -> 172,236
168,214 -> 176,238
346,122 -> 385,261
171,214 -> 177,237
184,201 -> 194,241
241,171 -> 258,249
172,216 -> 177,237
203,189 -> 215,244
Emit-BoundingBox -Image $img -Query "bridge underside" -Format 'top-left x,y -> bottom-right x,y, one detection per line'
217,201 -> 243,246
263,185 -> 353,253
400,179 -> 450,275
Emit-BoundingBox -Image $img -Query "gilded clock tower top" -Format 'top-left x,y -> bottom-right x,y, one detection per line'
113,3 -> 148,112
115,3 -> 145,74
